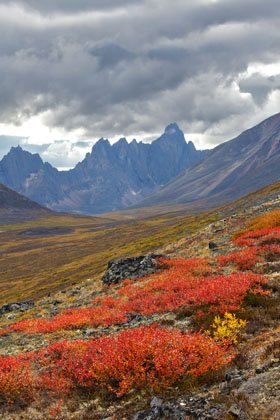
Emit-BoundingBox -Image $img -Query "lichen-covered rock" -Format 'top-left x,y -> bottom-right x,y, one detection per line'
102,254 -> 164,285
133,395 -> 224,420
0,300 -> 34,315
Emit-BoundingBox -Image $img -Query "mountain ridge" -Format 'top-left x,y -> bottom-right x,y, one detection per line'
140,113 -> 280,208
0,183 -> 51,223
0,124 -> 206,214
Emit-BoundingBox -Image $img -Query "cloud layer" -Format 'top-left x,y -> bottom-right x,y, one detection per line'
0,0 -> 280,167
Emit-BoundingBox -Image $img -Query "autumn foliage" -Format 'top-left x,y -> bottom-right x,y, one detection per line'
0,209 -> 277,407
235,209 -> 280,236
0,325 -> 232,402
209,312 -> 247,344
1,258 -> 267,335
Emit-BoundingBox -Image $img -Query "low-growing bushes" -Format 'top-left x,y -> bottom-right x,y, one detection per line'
220,227 -> 280,269
0,354 -> 34,404
0,326 -> 233,402
1,266 -> 267,335
217,248 -> 261,270
0,208 -> 278,411
209,312 -> 246,344
5,305 -> 127,335
234,227 -> 280,247
119,270 -> 267,316
234,209 -> 280,238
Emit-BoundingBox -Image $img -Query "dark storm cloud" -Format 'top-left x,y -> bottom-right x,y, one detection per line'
89,44 -> 135,69
0,0 -> 140,13
239,73 -> 280,104
0,0 -> 280,163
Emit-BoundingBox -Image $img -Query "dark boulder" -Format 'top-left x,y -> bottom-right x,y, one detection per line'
0,300 -> 34,315
209,241 -> 218,251
102,254 -> 164,285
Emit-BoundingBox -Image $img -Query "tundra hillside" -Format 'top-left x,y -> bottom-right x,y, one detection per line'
0,181 -> 279,419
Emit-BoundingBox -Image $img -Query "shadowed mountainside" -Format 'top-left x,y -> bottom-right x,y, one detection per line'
0,183 -> 51,223
141,113 -> 280,208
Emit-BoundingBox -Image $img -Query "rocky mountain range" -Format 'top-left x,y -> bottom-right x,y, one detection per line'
141,113 -> 280,208
0,124 -> 206,214
0,114 -> 279,216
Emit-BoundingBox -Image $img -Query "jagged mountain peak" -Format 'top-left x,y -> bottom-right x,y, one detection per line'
3,146 -> 44,169
186,140 -> 196,151
89,138 -> 111,158
164,122 -> 181,135
10,145 -> 23,152
92,137 -> 110,149
7,145 -> 40,158
0,123 -> 207,214
113,137 -> 129,148
156,123 -> 186,147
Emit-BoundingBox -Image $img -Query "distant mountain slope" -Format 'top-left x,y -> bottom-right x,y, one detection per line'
0,124 -> 206,214
141,113 -> 280,208
0,184 -> 51,224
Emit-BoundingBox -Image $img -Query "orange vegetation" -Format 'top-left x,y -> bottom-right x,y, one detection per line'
0,325 -> 232,402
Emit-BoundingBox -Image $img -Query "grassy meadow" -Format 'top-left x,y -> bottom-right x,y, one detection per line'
0,209 -> 216,305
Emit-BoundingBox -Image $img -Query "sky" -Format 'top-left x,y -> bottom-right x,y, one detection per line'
0,0 -> 280,169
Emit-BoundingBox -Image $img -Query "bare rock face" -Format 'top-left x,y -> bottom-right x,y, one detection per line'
102,255 -> 164,285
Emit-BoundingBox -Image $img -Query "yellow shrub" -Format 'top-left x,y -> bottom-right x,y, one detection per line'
210,312 -> 246,344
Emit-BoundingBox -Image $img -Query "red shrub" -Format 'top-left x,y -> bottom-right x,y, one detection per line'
234,227 -> 280,247
0,326 -> 233,400
2,256 -> 267,335
0,354 -> 34,403
120,270 -> 267,315
159,257 -> 212,277
217,248 -> 262,270
7,304 -> 128,335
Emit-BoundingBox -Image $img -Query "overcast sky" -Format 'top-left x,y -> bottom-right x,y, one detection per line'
0,0 -> 280,168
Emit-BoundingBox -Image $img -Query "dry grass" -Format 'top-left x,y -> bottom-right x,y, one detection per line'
0,210 -> 216,306
234,209 -> 280,239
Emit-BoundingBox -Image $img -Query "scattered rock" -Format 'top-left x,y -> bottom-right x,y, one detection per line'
0,300 -> 34,315
228,404 -> 243,418
255,366 -> 265,374
122,313 -> 144,326
83,328 -> 96,336
234,366 -> 280,418
50,308 -> 59,315
209,241 -> 218,251
150,397 -> 163,408
50,300 -> 62,306
102,255 -> 164,285
133,396 -> 223,420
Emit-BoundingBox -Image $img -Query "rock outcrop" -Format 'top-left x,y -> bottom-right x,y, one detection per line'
102,255 -> 164,285
0,300 -> 34,315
